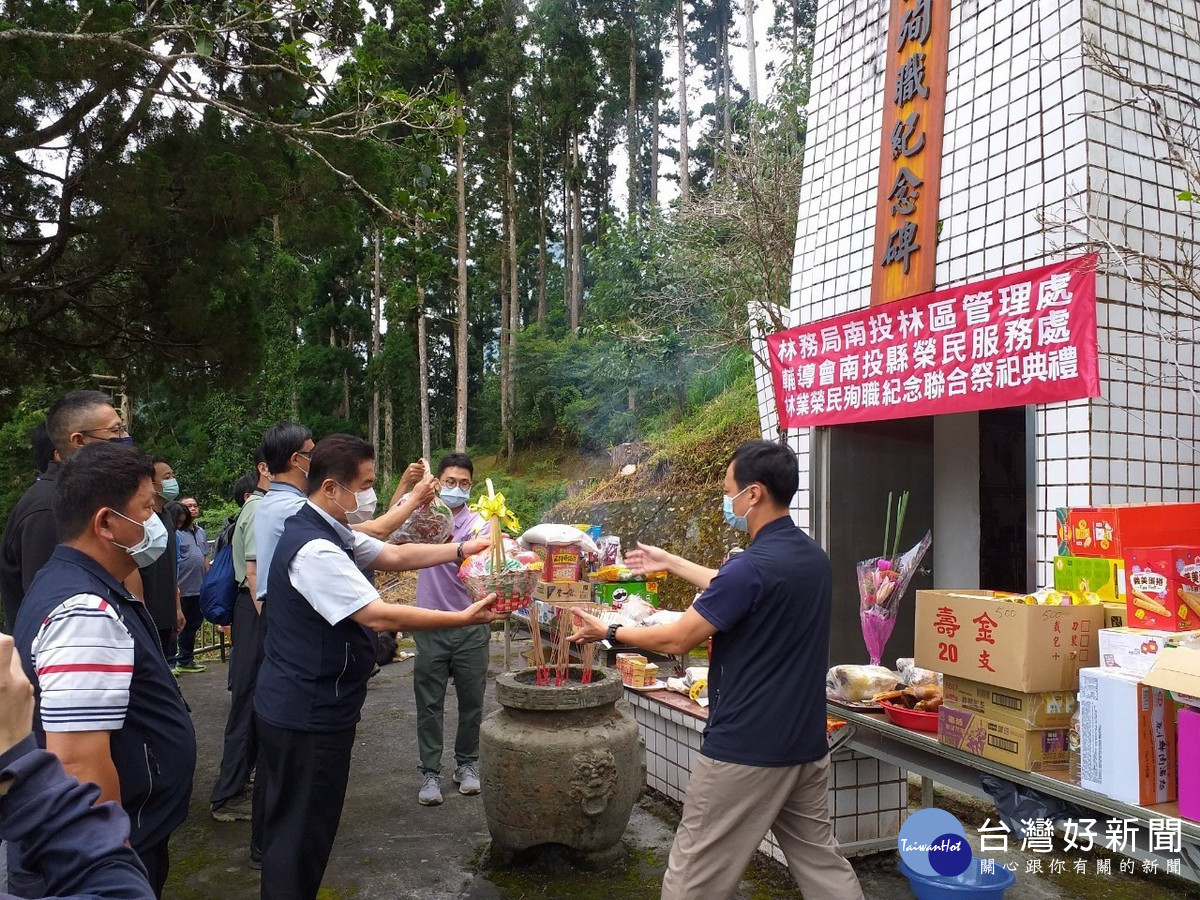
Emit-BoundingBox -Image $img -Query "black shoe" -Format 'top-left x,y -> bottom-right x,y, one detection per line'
249,849 -> 262,871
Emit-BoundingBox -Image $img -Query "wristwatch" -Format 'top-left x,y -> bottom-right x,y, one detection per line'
606,623 -> 620,644
456,541 -> 465,561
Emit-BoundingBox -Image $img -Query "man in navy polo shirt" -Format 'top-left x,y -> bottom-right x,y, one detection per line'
255,434 -> 506,900
13,441 -> 196,898
572,440 -> 863,900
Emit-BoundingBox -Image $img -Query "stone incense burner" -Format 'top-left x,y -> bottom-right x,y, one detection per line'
480,665 -> 645,867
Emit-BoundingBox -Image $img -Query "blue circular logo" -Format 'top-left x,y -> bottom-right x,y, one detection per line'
898,808 -> 972,877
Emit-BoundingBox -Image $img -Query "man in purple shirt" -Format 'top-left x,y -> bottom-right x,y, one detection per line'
413,452 -> 486,806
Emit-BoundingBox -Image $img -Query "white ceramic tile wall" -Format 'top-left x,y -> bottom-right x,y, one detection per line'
625,692 -> 907,865
755,0 -> 1200,581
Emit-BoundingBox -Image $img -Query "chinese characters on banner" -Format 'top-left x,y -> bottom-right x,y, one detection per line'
872,0 -> 950,305
766,255 -> 1100,429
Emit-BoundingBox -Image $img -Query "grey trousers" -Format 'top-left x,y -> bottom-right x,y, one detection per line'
661,752 -> 864,900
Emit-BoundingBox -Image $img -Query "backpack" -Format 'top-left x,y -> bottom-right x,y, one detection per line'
199,521 -> 238,626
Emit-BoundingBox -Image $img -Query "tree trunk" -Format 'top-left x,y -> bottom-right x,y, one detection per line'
676,0 -> 689,204
720,8 -> 731,158
570,128 -> 583,333
454,113 -> 469,452
416,216 -> 431,462
506,118 -> 520,459
371,227 -> 382,451
383,394 -> 394,479
627,4 -> 639,223
651,59 -> 660,209
745,0 -> 758,103
536,137 -> 548,328
562,157 -> 572,321
500,245 -> 510,448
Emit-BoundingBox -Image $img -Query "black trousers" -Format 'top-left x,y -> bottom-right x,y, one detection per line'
138,837 -> 170,898
209,590 -> 265,806
173,593 -> 203,665
257,719 -> 356,900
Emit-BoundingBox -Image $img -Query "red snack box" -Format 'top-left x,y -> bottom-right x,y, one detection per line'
1056,504 -> 1200,558
1123,546 -> 1200,632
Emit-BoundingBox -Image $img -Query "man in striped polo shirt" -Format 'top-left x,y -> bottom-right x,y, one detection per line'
13,441 -> 196,898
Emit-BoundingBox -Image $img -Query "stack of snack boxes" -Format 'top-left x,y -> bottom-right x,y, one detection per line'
1058,502 -> 1200,807
615,653 -> 658,688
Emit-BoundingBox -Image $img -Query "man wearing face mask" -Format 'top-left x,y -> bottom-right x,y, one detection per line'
12,442 -> 196,898
1,390 -> 130,634
137,457 -> 185,661
409,452 -> 487,806
255,435 -> 503,900
569,440 -> 863,900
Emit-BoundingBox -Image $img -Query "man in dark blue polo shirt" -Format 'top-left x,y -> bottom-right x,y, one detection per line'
572,440 -> 863,900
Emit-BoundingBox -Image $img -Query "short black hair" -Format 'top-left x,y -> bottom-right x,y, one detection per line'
729,440 -> 799,506
253,444 -> 265,467
150,455 -> 170,468
46,390 -> 114,456
54,443 -> 155,540
233,472 -> 259,506
307,434 -> 374,495
260,422 -> 312,474
165,500 -> 191,530
31,420 -> 54,474
437,452 -> 473,477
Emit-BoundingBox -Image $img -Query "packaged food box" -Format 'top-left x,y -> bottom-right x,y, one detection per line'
1052,555 -> 1125,602
1143,644 -> 1200,708
941,675 -> 1076,729
915,590 -> 1103,692
1079,667 -> 1176,805
543,542 -> 583,582
938,706 -> 1070,772
1123,546 -> 1200,632
1098,626 -> 1200,676
1056,504 -> 1200,558
1102,602 -> 1126,629
531,580 -> 591,604
594,580 -> 659,609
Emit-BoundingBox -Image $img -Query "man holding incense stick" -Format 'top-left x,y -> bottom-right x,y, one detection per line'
571,440 -> 863,900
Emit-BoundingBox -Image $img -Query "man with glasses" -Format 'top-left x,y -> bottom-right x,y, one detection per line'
0,390 -> 127,634
412,452 -> 488,806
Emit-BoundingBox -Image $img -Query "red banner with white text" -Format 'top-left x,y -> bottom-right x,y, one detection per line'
766,255 -> 1100,428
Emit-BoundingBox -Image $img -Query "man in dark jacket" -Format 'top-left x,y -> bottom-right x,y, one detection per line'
14,442 -> 196,897
0,390 -> 126,633
0,631 -> 153,899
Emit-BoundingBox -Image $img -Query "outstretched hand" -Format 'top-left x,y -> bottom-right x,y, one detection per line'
624,542 -> 670,576
568,607 -> 607,644
461,536 -> 491,559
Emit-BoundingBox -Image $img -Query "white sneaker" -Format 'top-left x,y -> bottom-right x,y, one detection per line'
454,763 -> 481,795
418,772 -> 443,806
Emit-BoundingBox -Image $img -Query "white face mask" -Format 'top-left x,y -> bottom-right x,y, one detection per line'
335,484 -> 377,524
109,509 -> 169,567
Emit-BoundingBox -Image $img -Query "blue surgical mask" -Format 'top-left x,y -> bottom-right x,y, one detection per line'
109,435 -> 135,445
110,509 -> 169,567
722,486 -> 751,532
440,486 -> 470,508
158,477 -> 180,502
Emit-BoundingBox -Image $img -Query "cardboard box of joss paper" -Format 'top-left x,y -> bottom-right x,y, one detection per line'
941,675 -> 1076,729
915,590 -> 1103,693
1123,546 -> 1200,632
1078,667 -> 1176,805
938,706 -> 1070,773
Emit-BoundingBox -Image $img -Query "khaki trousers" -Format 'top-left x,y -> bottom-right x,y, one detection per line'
661,752 -> 864,900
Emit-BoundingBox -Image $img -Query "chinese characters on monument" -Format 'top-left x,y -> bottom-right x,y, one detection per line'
767,256 -> 1100,428
872,0 -> 950,305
